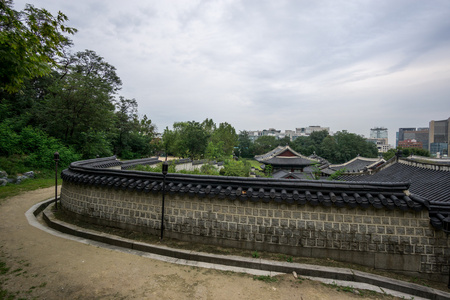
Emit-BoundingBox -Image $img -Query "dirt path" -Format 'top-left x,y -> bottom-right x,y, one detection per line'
0,187 -> 399,299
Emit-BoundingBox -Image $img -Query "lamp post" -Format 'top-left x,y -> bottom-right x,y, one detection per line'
160,161 -> 168,241
54,152 -> 60,209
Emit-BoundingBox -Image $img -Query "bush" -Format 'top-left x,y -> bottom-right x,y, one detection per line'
19,127 -> 80,169
0,121 -> 21,156
222,159 -> 250,177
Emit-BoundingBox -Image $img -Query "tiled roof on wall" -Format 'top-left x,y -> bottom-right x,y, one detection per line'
62,157 -> 427,213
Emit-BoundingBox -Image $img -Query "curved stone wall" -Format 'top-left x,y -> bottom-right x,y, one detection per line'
60,157 -> 450,281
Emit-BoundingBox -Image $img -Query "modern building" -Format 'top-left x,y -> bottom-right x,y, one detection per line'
403,128 -> 429,150
296,126 -> 330,136
368,127 -> 389,152
397,127 -> 416,147
248,126 -> 330,142
429,118 -> 450,156
370,127 -> 388,139
398,139 -> 423,149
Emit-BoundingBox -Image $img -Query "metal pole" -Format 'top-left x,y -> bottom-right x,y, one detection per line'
160,161 -> 168,241
54,152 -> 60,209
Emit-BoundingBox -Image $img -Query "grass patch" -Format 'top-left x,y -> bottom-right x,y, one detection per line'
0,261 -> 10,275
247,159 -> 262,169
253,275 -> 277,283
0,177 -> 57,202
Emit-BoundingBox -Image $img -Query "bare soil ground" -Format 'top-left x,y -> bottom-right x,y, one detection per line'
0,187 -> 411,299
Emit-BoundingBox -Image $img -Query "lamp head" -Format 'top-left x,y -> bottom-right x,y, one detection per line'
162,161 -> 168,175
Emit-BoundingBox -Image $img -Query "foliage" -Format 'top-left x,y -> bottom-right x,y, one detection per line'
205,141 -> 225,160
0,120 -> 21,156
200,163 -> 220,175
253,136 -> 278,155
174,121 -> 208,159
237,130 -> 254,158
134,163 -> 176,174
264,164 -> 273,176
222,159 -> 250,177
0,1 -> 76,93
78,129 -> 113,158
383,147 -> 430,160
210,122 -> 238,156
327,168 -> 346,180
253,275 -> 277,283
0,124 -> 80,169
23,127 -> 80,169
291,130 -> 378,164
41,50 -> 120,147
332,131 -> 378,163
382,149 -> 396,160
112,97 -> 157,159
307,163 -> 321,180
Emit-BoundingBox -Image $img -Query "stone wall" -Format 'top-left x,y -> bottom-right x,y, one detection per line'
61,181 -> 450,281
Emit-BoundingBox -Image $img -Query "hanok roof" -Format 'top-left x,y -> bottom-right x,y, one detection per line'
272,170 -> 313,180
255,146 -> 318,167
338,157 -> 450,230
329,156 -> 385,173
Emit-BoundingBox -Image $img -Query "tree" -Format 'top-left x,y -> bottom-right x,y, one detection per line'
41,50 -> 121,147
319,135 -> 338,161
309,130 -> 328,146
333,131 -> 378,163
112,96 -> 138,156
254,136 -> 278,155
205,141 -> 225,160
291,136 -> 315,156
237,130 -> 254,158
201,118 -> 216,136
0,1 -> 76,93
162,126 -> 179,157
383,148 -> 397,161
111,97 -> 158,158
164,121 -> 208,159
210,122 -> 238,157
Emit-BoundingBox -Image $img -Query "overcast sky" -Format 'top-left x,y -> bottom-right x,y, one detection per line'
14,0 -> 450,145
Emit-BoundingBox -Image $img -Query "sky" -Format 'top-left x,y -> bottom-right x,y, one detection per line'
13,0 -> 450,145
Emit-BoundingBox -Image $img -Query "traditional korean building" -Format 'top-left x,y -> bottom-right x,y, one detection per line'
254,145 -> 318,173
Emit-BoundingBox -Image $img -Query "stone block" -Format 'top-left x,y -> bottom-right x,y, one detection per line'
396,227 -> 406,235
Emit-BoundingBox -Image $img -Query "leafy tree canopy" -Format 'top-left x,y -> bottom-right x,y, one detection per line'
0,0 -> 76,93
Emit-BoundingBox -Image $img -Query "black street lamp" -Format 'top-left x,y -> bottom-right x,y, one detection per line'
54,152 -> 60,209
160,161 -> 168,241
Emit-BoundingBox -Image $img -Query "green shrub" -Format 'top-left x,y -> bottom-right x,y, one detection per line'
222,159 -> 250,177
19,127 -> 81,169
0,121 -> 21,156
